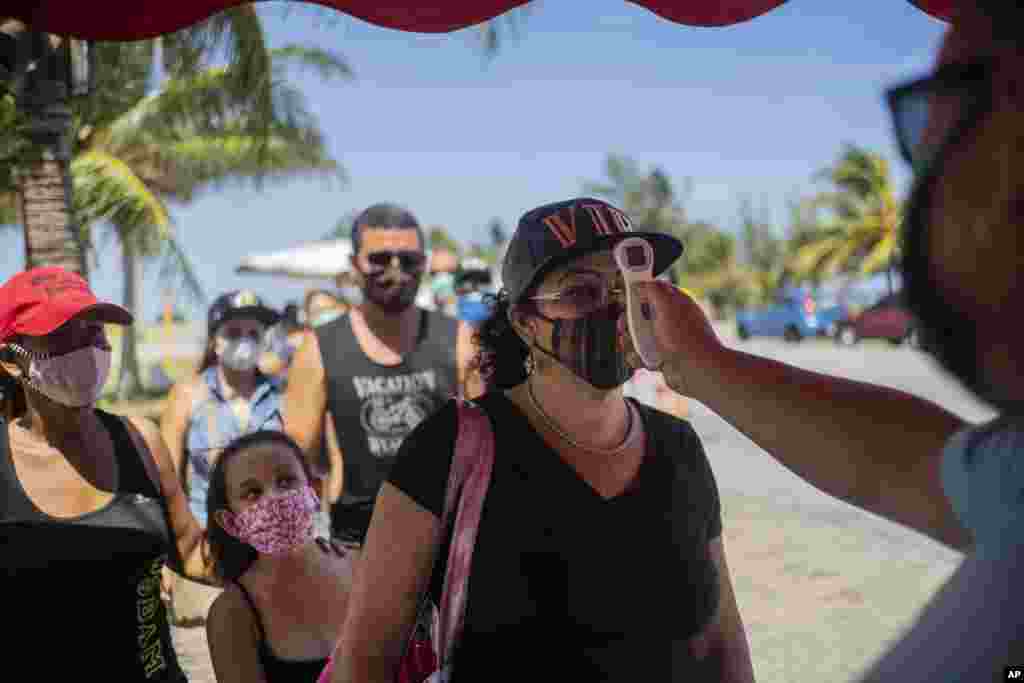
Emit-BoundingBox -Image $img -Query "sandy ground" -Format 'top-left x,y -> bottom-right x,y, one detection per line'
170,487 -> 958,683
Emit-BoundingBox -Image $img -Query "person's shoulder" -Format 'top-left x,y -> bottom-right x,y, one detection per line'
416,396 -> 461,436
394,397 -> 461,460
207,583 -> 257,635
636,401 -> 700,445
166,374 -> 202,404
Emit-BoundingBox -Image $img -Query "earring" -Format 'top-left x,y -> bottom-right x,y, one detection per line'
524,349 -> 536,376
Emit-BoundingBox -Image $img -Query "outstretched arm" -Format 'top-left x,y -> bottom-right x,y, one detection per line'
630,281 -> 972,552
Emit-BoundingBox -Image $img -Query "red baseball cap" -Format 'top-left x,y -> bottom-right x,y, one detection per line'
0,267 -> 133,342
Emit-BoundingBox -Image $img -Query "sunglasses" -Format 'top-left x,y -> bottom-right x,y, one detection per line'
529,279 -> 625,316
885,58 -> 995,171
365,250 -> 426,273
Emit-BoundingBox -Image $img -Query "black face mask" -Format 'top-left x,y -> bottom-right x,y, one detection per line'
532,303 -> 634,391
902,142 -> 998,408
359,267 -> 420,314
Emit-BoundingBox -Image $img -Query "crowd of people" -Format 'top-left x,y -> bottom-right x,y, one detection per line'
1,4 -> 1021,680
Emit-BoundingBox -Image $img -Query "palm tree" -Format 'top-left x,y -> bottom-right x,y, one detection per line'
323,209 -> 359,240
790,144 -> 902,293
2,6 -> 349,283
584,154 -> 692,236
1,22 -> 89,275
68,47 -> 346,398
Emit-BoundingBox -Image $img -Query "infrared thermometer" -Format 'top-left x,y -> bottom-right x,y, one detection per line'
613,237 -> 661,370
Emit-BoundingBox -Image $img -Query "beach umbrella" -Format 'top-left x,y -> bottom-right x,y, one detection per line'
236,238 -> 353,280
6,1 -> 953,40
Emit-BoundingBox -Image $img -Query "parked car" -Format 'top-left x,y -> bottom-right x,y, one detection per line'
736,286 -> 845,342
833,291 -> 918,347
812,291 -> 851,338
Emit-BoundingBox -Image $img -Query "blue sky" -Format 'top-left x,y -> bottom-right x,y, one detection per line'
0,0 -> 948,323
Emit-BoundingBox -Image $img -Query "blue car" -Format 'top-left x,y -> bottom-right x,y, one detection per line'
736,286 -> 846,342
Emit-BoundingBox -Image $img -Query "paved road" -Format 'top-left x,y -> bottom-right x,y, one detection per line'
692,331 -> 995,565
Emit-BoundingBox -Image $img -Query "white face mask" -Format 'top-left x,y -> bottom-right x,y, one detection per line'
6,344 -> 112,407
216,337 -> 260,372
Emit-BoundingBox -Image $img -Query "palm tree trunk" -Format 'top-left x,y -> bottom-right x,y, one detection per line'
118,232 -> 144,399
18,158 -> 86,276
16,33 -> 88,278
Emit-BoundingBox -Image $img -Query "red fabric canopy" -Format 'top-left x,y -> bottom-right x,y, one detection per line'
6,0 -> 954,41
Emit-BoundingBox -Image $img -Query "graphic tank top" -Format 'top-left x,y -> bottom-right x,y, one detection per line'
316,309 -> 458,542
0,411 -> 187,682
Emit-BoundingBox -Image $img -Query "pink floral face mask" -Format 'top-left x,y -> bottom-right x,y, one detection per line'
220,485 -> 319,555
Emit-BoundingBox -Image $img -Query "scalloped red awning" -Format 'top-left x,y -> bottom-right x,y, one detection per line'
5,0 -> 955,40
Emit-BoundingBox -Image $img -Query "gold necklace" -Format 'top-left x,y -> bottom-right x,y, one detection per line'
527,379 -> 635,456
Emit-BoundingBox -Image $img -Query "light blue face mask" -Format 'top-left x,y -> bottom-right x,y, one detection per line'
941,419 -> 1024,556
311,309 -> 344,327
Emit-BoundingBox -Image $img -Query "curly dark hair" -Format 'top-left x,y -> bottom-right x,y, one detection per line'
205,430 -> 315,583
471,289 -> 537,391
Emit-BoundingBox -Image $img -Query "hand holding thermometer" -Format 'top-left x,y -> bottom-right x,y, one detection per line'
613,237 -> 661,370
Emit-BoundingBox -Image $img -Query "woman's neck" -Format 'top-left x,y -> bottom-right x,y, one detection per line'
249,542 -> 323,585
517,370 -> 630,452
216,364 -> 258,399
19,392 -> 93,447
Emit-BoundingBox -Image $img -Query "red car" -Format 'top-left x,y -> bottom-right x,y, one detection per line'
833,292 -> 919,347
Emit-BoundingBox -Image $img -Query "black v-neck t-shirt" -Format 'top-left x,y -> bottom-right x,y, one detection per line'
386,392 -> 723,682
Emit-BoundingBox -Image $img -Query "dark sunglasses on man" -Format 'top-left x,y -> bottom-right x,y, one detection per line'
885,57 -> 995,172
365,250 -> 426,273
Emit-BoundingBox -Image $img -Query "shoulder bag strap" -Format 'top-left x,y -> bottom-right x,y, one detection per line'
397,398 -> 495,676
434,398 -> 495,669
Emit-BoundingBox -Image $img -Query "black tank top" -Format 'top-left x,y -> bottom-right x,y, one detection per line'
0,411 -> 186,682
235,582 -> 329,682
316,309 -> 458,542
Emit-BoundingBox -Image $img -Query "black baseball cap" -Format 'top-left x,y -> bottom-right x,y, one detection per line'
501,197 -> 683,303
208,290 -> 280,335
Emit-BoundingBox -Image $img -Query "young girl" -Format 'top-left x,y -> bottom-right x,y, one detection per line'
205,430 -> 354,683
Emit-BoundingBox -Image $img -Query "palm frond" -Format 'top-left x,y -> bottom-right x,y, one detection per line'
91,67 -> 340,197
790,237 -> 843,278
476,2 -> 533,60
581,181 -> 619,200
0,187 -> 16,226
73,41 -> 155,143
140,128 -> 343,201
858,230 -> 900,275
270,45 -> 354,81
72,150 -> 172,254
161,5 -> 270,97
821,237 -> 865,277
156,236 -> 206,305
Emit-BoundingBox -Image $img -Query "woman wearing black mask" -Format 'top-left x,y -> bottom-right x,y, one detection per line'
334,198 -> 753,683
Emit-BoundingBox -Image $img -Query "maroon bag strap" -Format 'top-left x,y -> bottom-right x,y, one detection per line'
434,398 -> 496,669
